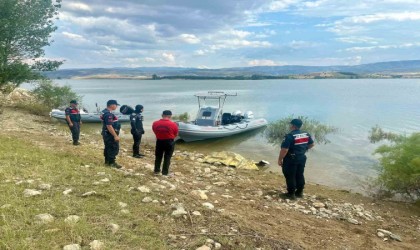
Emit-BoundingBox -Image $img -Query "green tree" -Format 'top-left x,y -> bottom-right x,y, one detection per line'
0,0 -> 62,90
265,115 -> 338,145
32,80 -> 81,110
369,127 -> 420,200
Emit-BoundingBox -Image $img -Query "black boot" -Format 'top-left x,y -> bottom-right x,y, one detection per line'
295,189 -> 304,198
280,192 -> 296,200
107,161 -> 122,169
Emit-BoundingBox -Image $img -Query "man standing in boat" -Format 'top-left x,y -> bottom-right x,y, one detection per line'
278,119 -> 314,199
152,110 -> 178,176
101,100 -> 122,169
65,100 -> 82,145
130,104 -> 145,158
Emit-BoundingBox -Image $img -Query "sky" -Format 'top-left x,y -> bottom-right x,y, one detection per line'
45,0 -> 420,69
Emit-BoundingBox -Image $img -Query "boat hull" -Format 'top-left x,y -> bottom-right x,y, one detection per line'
50,110 -> 130,123
177,118 -> 268,142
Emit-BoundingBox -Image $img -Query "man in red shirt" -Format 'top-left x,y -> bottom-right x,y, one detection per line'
152,110 -> 179,176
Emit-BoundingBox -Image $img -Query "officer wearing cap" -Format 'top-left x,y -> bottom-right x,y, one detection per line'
152,110 -> 179,176
65,100 -> 82,145
278,118 -> 315,199
101,99 -> 122,169
130,104 -> 145,158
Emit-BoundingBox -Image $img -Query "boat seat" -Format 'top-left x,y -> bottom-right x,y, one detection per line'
221,113 -> 231,125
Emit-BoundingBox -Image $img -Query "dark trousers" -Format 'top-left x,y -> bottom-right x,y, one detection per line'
282,155 -> 307,194
103,134 -> 119,164
154,139 -> 175,175
132,133 -> 142,155
69,122 -> 80,142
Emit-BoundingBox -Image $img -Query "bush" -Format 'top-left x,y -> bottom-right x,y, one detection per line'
32,80 -> 82,110
370,129 -> 420,200
265,115 -> 338,145
172,112 -> 190,122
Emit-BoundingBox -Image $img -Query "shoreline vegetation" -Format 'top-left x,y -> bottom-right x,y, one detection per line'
0,97 -> 419,249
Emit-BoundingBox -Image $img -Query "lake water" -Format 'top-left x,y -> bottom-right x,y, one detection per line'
53,79 -> 420,192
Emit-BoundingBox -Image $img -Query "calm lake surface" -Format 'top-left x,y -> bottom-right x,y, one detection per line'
54,79 -> 420,192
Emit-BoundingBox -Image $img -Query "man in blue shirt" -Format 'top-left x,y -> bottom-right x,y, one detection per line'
101,100 -> 122,169
278,119 -> 315,199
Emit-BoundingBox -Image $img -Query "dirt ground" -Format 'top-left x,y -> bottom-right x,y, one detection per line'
1,107 -> 419,250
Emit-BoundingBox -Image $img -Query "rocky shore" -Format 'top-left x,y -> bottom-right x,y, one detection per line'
0,106 -> 419,249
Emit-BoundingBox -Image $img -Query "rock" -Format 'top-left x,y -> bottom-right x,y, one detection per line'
206,238 -> 215,244
82,191 -> 97,197
63,189 -> 73,195
120,209 -> 130,214
116,202 -> 126,208
1,204 -> 12,209
63,244 -> 81,250
172,208 -> 188,217
214,242 -> 222,249
347,218 -> 360,225
109,223 -> 120,234
377,232 -> 385,238
203,151 -> 259,170
24,189 -> 42,197
196,246 -> 211,250
100,178 -> 110,183
6,88 -> 35,104
204,168 -> 211,173
89,240 -> 105,250
192,211 -> 202,216
202,202 -> 214,210
213,181 -> 227,186
65,215 -> 80,224
35,213 -> 54,224
191,190 -> 208,200
142,197 -> 153,203
221,195 -> 233,199
38,184 -> 52,190
137,186 -> 151,193
313,202 -> 325,208
377,229 -> 402,242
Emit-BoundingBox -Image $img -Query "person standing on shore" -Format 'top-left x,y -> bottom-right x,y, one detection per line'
65,100 -> 82,145
278,119 -> 314,199
101,100 -> 122,169
130,104 -> 145,158
152,110 -> 178,176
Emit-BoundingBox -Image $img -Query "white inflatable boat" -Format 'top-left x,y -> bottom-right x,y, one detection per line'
50,109 -> 130,123
177,91 -> 268,142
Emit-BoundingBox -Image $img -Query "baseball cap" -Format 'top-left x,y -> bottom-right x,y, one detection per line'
70,100 -> 78,104
107,99 -> 120,106
290,118 -> 303,128
162,110 -> 172,116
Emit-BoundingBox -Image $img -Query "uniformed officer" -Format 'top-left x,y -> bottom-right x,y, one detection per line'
130,104 -> 145,158
101,99 -> 122,169
152,110 -> 179,176
278,119 -> 315,199
65,100 -> 82,145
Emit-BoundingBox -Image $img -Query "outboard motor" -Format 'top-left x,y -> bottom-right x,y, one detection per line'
244,111 -> 254,119
231,110 -> 243,123
120,105 -> 134,115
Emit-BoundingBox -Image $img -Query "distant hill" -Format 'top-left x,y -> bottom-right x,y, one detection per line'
43,60 -> 420,79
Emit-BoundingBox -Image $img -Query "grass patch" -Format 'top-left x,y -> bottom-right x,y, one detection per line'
0,135 -> 167,249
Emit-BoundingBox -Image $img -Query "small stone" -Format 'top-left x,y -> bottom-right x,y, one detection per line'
100,178 -> 110,183
63,189 -> 73,195
202,202 -> 214,210
142,197 -> 153,203
1,204 -> 12,209
137,186 -> 151,193
35,213 -> 54,224
204,168 -> 211,173
192,211 -> 202,216
89,240 -> 104,250
191,190 -> 208,200
206,238 -> 215,244
65,215 -> 80,224
24,189 -> 42,197
38,184 -> 51,190
63,244 -> 81,250
377,232 -> 385,238
214,242 -> 222,249
196,246 -> 211,250
347,218 -> 360,225
172,208 -> 188,217
109,223 -> 120,234
168,234 -> 177,240
118,202 -> 128,208
313,202 -> 325,208
120,209 -> 130,214
82,191 -> 97,197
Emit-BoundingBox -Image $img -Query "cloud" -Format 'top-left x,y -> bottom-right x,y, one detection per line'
343,11 -> 420,24
179,34 -> 201,44
344,43 -> 420,52
248,59 -> 280,66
